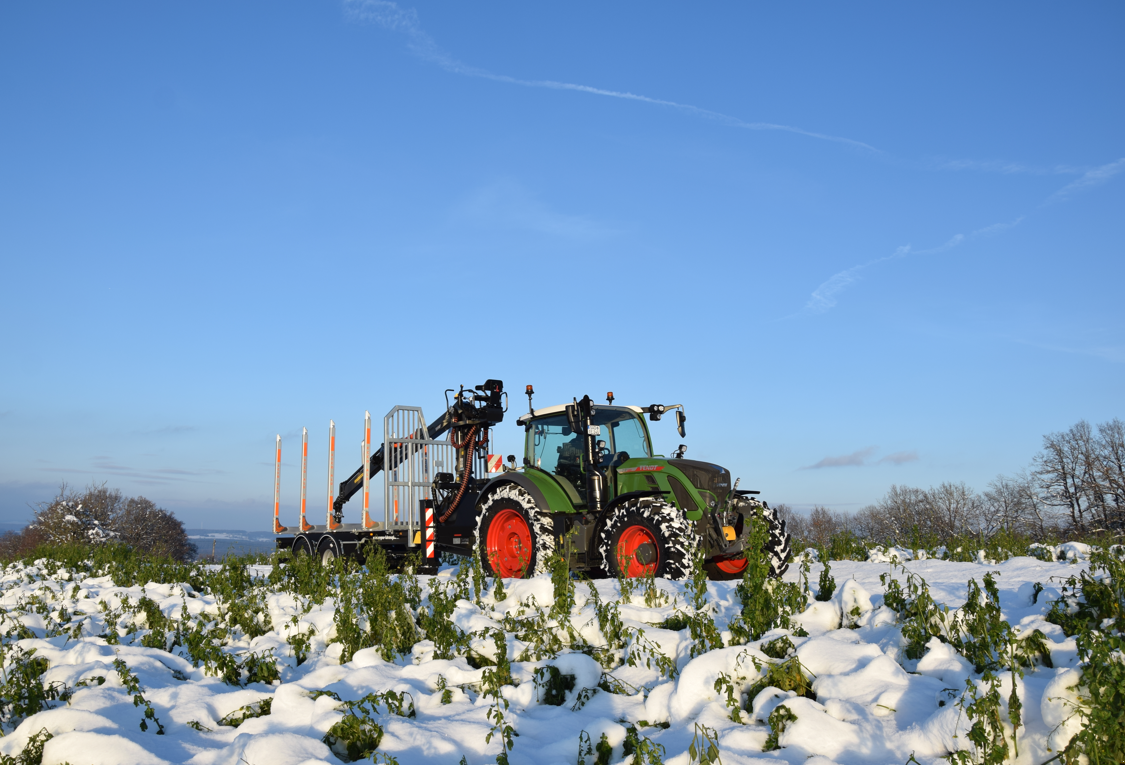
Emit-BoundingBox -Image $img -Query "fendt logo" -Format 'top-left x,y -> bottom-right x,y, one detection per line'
618,465 -> 664,473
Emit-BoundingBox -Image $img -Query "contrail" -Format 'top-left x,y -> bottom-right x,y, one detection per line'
342,0 -> 881,153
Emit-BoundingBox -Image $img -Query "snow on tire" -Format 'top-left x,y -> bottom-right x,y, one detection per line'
475,484 -> 555,578
706,499 -> 792,580
597,497 -> 698,581
742,498 -> 791,578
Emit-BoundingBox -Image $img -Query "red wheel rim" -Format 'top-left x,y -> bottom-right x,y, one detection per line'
616,525 -> 659,577
486,509 -> 533,578
714,557 -> 748,574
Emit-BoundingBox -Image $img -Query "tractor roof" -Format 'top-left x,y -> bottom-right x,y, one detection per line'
516,404 -> 643,425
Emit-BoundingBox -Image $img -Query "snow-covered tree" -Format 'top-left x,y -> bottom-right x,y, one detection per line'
29,484 -> 197,561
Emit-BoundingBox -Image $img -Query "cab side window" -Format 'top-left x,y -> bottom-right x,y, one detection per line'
611,416 -> 651,459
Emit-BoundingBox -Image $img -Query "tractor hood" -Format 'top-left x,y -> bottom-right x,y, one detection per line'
667,459 -> 732,510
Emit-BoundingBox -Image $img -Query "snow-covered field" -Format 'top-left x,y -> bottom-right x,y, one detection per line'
0,546 -> 1107,765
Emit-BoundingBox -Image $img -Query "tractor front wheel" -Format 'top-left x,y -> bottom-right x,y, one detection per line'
598,498 -> 697,580
704,500 -> 792,581
475,485 -> 554,578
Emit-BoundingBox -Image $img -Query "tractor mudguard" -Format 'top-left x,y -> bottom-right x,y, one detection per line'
477,470 -> 571,516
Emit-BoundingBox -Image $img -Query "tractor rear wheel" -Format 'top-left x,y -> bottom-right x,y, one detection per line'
598,498 -> 697,580
475,485 -> 554,578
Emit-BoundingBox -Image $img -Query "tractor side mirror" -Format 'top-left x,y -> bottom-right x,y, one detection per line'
676,409 -> 687,438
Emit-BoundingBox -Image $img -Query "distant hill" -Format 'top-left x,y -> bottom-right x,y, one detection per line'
188,529 -> 277,560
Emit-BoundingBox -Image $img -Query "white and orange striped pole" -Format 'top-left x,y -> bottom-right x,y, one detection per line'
326,420 -> 338,529
362,410 -> 375,529
273,435 -> 287,533
299,427 -> 311,531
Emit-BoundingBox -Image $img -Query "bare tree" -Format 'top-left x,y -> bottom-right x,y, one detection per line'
1093,418 -> 1125,530
31,484 -> 121,547
1035,420 -> 1124,533
981,471 -> 1064,539
806,506 -> 841,547
27,483 -> 196,561
927,482 -> 983,538
115,497 -> 197,562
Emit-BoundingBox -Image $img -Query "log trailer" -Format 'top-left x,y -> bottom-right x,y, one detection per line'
272,379 -> 791,580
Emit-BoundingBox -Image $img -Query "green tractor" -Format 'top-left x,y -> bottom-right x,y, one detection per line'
465,391 -> 791,581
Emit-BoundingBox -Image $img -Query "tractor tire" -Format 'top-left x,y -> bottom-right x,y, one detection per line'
475,485 -> 554,578
704,500 -> 792,581
598,497 -> 698,581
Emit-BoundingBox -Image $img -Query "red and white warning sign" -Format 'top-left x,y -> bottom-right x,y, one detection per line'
486,454 -> 503,473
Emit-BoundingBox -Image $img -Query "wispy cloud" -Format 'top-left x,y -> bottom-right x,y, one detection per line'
878,451 -> 919,465
452,179 -> 613,239
797,234 -> 965,316
342,0 -> 880,153
971,217 -> 1023,238
802,447 -> 878,469
344,0 -> 1125,195
927,158 -> 1086,176
40,457 -> 223,484
802,446 -> 919,469
1044,158 -> 1125,205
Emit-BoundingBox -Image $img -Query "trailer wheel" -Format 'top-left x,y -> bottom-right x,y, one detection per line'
293,536 -> 313,558
475,485 -> 554,578
317,537 -> 339,567
598,498 -> 697,581
705,499 -> 791,580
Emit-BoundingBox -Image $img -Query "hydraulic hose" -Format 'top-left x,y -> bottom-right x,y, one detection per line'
440,424 -> 478,523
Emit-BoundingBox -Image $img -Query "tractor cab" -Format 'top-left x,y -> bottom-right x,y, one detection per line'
521,405 -> 654,507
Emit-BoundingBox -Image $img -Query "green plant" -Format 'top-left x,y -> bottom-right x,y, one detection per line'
815,549 -> 836,601
764,704 -> 797,751
482,630 -> 517,765
112,657 -> 164,734
533,664 -> 575,706
947,672 -> 1012,765
688,722 -> 722,765
0,727 -> 52,765
1044,549 -> 1125,765
881,566 -> 950,660
746,655 -> 815,703
322,713 -> 384,762
760,635 -> 795,660
0,646 -> 69,728
623,724 -> 666,765
219,697 -> 273,727
287,621 -> 315,666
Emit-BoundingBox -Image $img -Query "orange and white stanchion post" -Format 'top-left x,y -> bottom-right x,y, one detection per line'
273,435 -> 287,533
362,410 -> 376,529
327,420 -> 339,529
299,427 -> 312,531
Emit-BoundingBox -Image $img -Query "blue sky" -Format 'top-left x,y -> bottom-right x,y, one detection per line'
1,2 -> 1122,530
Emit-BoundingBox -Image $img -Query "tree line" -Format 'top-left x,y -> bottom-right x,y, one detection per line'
780,417 -> 1124,547
0,484 -> 197,562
